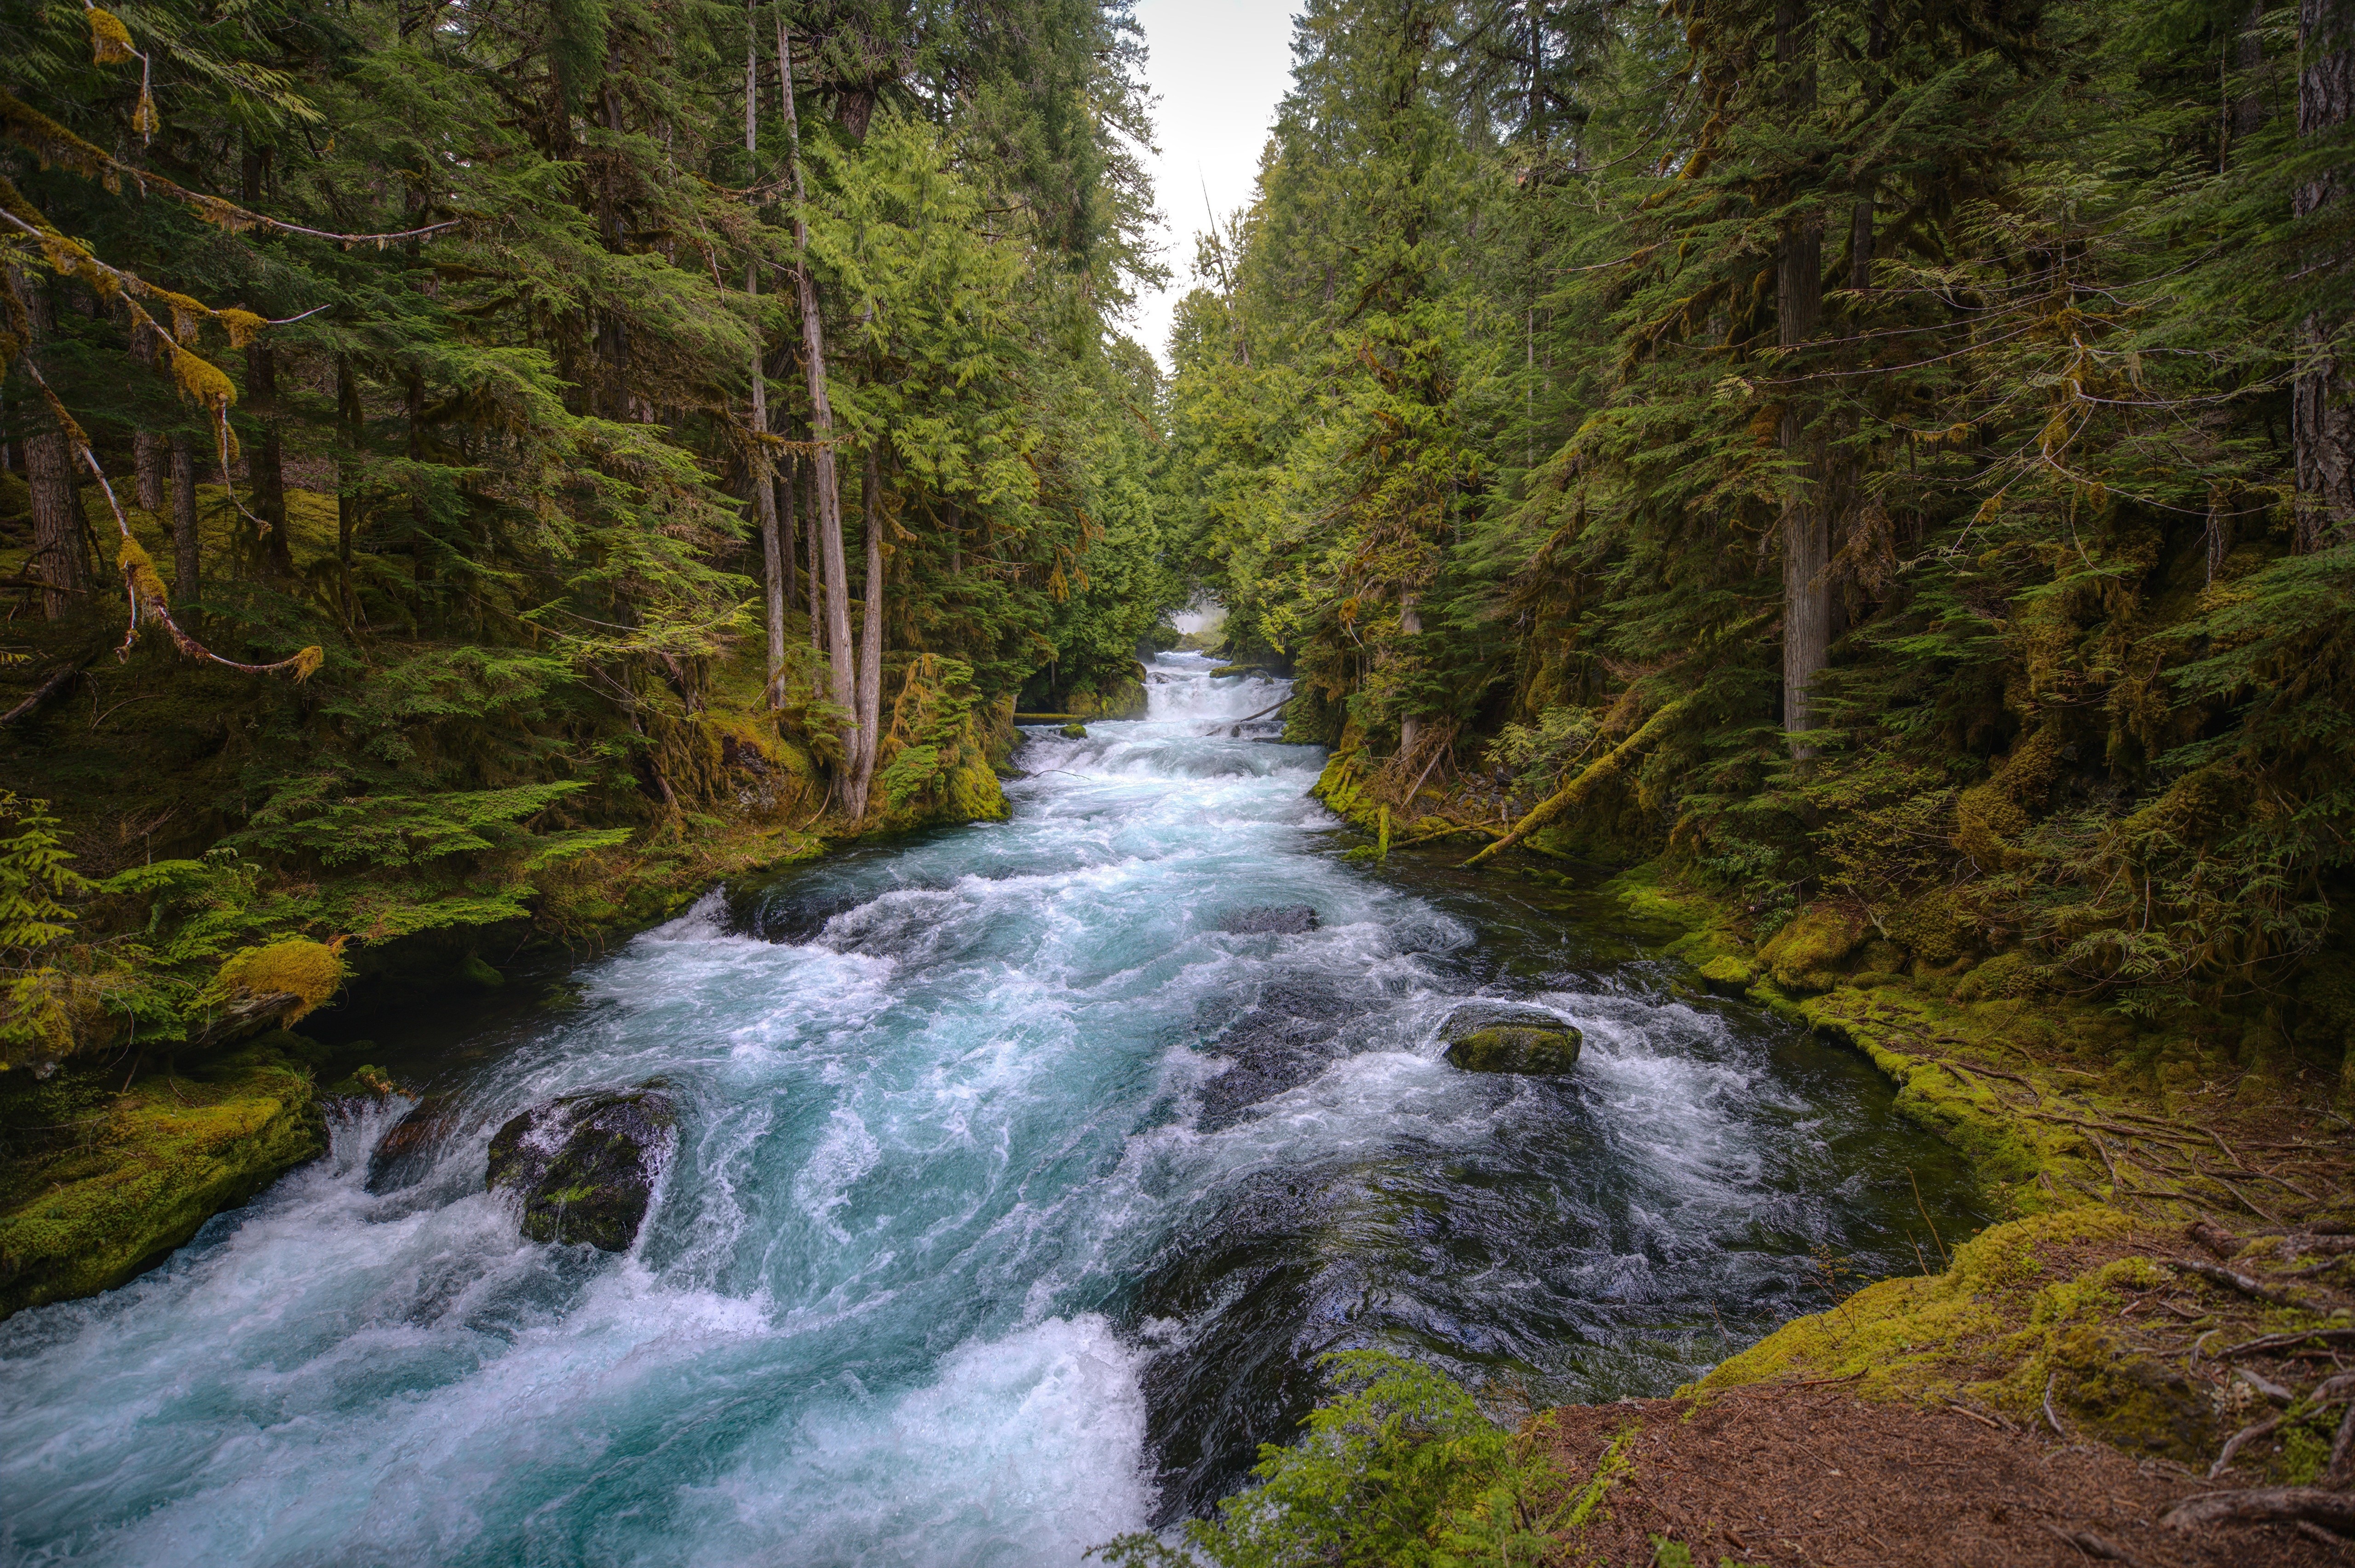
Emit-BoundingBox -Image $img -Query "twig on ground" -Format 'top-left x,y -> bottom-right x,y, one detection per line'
2208,1414 -> 2284,1478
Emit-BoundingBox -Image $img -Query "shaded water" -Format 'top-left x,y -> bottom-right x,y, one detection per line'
0,654 -> 1979,1566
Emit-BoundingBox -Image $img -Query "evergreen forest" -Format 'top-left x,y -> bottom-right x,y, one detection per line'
6,0 -> 2355,1559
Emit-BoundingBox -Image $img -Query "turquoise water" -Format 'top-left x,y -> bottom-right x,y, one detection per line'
0,654 -> 1978,1566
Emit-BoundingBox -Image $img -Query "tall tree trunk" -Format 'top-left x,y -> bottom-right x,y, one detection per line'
169,433 -> 201,604
1850,0 -> 1888,293
2296,0 -> 2355,550
26,426 -> 84,620
805,457 -> 823,654
241,145 -> 294,580
336,353 -> 363,624
848,444 -> 885,818
1776,0 -> 1828,756
247,342 -> 294,578
133,430 -> 164,516
746,1 -> 786,705
780,454 -> 799,613
779,22 -> 858,772
1398,593 -> 1421,757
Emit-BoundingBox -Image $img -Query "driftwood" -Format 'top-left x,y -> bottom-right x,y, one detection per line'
1463,698 -> 1689,868
2160,1486 -> 2355,1533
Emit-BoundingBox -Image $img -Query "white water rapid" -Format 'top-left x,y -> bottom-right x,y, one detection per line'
0,653 -> 1976,1566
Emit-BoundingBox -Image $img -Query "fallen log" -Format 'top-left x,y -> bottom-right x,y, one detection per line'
1463,698 -> 1689,868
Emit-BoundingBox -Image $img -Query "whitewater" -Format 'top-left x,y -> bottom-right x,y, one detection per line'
0,653 -> 1975,1566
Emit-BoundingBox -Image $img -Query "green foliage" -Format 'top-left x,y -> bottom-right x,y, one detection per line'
0,794 -> 88,1064
1092,1350 -> 1575,1568
0,0 -> 1177,1064
1166,0 -> 2355,1080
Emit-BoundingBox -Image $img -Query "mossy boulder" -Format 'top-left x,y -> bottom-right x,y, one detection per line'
1440,1006 -> 1583,1075
214,938 -> 345,1025
0,1047 -> 324,1319
486,1088 -> 677,1252
1696,954 -> 1756,997
1756,903 -> 1867,992
1060,722 -> 1089,739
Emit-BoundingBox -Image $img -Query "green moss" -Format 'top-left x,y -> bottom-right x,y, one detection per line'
1444,1025 -> 1582,1074
1060,722 -> 1088,738
0,1046 -> 323,1319
1756,903 -> 1867,992
1696,954 -> 1756,997
1952,950 -> 2056,1002
1690,1207 -> 2136,1402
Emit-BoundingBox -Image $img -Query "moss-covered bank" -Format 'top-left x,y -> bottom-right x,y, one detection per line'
0,1043 -> 325,1318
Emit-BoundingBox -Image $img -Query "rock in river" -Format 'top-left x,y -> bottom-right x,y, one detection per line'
1218,904 -> 1321,936
486,1088 -> 677,1251
1440,1004 -> 1581,1075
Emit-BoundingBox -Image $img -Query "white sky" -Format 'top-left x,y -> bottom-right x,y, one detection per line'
1125,0 -> 1303,369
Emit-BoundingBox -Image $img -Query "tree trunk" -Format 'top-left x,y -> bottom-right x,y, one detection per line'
805,460 -> 823,654
2295,0 -> 2355,550
246,342 -> 294,577
780,22 -> 858,773
744,3 -> 787,706
1850,0 -> 1888,292
1398,593 -> 1422,757
780,455 -> 799,613
848,444 -> 885,818
1776,0 -> 1828,756
336,354 -> 363,624
26,426 -> 84,620
133,429 -> 165,516
170,433 -> 201,603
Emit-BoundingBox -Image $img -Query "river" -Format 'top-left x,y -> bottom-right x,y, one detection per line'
0,652 -> 1978,1566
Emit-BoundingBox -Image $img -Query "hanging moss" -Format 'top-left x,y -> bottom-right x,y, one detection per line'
214,939 -> 344,1024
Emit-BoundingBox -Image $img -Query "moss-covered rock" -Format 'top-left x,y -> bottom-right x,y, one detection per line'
1060,722 -> 1088,739
1697,954 -> 1756,997
0,1046 -> 324,1319
1445,1025 -> 1582,1075
487,1088 -> 677,1252
1756,902 -> 1867,992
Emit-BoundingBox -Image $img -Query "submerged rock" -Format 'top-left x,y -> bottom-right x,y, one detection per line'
486,1089 -> 677,1251
1440,1004 -> 1581,1075
1218,904 -> 1320,936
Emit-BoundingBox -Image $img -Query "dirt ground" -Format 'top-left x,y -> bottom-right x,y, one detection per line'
1546,1384 -> 2349,1568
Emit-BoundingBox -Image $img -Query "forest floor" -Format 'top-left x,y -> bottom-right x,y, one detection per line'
1547,1383 -> 2349,1567
1521,868 -> 2355,1566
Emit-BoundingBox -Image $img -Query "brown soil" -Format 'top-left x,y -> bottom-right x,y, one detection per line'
1545,1385 -> 2348,1567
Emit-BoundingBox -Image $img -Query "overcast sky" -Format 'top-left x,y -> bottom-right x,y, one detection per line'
1124,0 -> 1303,368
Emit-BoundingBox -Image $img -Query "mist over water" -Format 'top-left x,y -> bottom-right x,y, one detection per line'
0,652 -> 1978,1566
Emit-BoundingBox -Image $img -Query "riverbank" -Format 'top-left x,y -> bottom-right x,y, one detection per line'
1309,753 -> 2354,1552
0,675 -> 1018,1320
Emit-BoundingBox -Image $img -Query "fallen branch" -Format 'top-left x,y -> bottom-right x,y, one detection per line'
2160,1487 -> 2355,1533
2214,1327 -> 2355,1359
0,659 -> 85,727
2043,1525 -> 2151,1568
2208,1413 -> 2284,1478
1463,698 -> 1689,868
2169,1258 -> 2303,1308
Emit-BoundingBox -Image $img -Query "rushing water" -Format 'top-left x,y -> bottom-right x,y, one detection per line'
0,653 -> 1979,1567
